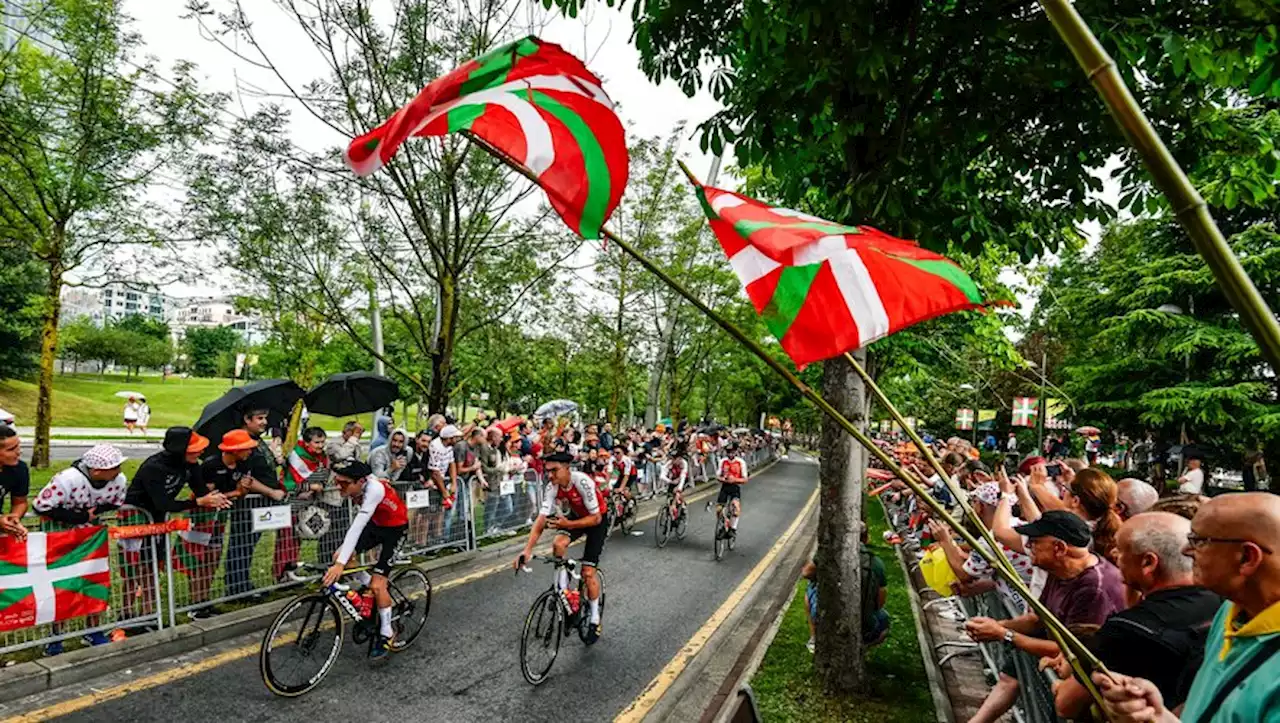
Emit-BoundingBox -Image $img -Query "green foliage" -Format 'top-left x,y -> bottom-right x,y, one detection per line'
182,326 -> 242,378
61,320 -> 172,378
0,245 -> 42,378
112,314 -> 169,342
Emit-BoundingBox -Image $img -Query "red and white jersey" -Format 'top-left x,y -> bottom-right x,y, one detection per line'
541,471 -> 606,519
719,456 -> 749,483
611,455 -> 635,481
365,477 -> 408,528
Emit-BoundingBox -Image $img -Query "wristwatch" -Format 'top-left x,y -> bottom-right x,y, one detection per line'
1003,628 -> 1015,644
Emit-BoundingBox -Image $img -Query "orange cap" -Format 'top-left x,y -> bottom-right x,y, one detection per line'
187,432 -> 210,455
218,429 -> 258,452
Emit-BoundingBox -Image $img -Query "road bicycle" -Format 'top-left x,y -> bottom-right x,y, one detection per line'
604,488 -> 637,538
259,560 -> 431,697
516,554 -> 607,685
655,487 -> 688,548
709,497 -> 738,562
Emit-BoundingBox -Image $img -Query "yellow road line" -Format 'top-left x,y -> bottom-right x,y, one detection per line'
613,486 -> 818,723
5,462 -> 783,722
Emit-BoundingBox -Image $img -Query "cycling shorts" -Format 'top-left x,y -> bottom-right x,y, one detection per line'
558,520 -> 607,568
613,472 -> 638,490
716,483 -> 742,505
355,523 -> 407,577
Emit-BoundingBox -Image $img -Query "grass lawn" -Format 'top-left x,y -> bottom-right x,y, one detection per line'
751,499 -> 936,722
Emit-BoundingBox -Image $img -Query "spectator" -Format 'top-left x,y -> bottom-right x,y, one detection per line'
186,430 -> 266,617
965,510 -> 1126,723
326,421 -> 364,463
1177,453 -> 1206,496
1093,493 -> 1280,722
600,422 -> 614,451
479,427 -> 506,535
1150,495 -> 1204,522
123,396 -> 142,436
428,425 -> 459,539
1065,468 -> 1124,562
1242,451 -> 1267,493
224,411 -> 288,599
1116,478 -> 1160,520
285,427 -> 330,496
369,429 -> 411,481
1052,512 -> 1220,719
370,407 -> 394,451
500,432 -> 530,529
137,396 -> 151,437
34,444 -> 129,655
928,482 -> 1034,613
0,426 -> 30,539
446,427 -> 482,546
801,521 -> 888,655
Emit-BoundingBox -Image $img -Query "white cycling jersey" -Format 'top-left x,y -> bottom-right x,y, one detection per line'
540,471 -> 605,519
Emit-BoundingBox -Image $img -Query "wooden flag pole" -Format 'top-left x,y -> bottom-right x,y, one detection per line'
462,129 -> 1104,676
1037,0 -> 1280,375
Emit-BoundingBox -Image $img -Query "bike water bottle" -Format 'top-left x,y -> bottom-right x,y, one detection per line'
358,591 -> 375,618
345,589 -> 362,610
564,589 -> 581,615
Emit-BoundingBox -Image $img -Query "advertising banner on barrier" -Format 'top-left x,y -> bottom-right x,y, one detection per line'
251,505 -> 293,532
109,518 -> 190,539
406,489 -> 432,509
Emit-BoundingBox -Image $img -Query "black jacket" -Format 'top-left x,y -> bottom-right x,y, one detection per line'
124,427 -> 201,522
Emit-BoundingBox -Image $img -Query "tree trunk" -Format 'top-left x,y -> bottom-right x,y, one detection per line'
644,303 -> 677,427
814,350 -> 867,693
32,259 -> 65,469
428,275 -> 458,413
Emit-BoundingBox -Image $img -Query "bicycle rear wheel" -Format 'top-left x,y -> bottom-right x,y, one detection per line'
675,505 -> 688,540
520,589 -> 564,685
620,502 -> 636,535
388,567 -> 431,651
655,506 -> 671,548
713,511 -> 727,561
260,594 -> 345,697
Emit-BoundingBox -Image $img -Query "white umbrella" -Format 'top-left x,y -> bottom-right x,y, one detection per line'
0,408 -> 13,427
114,391 -> 146,400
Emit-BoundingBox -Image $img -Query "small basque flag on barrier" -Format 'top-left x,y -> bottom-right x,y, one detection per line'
0,527 -> 110,631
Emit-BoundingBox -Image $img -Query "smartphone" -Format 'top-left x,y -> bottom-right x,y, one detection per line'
1045,462 -> 1063,477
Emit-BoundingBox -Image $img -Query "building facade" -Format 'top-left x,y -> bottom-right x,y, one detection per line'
60,285 -> 175,327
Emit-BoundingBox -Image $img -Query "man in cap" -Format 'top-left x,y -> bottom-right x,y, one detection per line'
963,510 -> 1127,723
0,425 -> 30,539
324,459 -> 409,661
515,449 -> 608,643
34,443 -> 130,655
126,427 -> 231,522
225,411 -> 288,598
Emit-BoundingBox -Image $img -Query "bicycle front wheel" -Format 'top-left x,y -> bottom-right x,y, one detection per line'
520,589 -> 564,685
713,512 -> 727,562
675,505 -> 689,540
388,567 -> 432,651
620,503 -> 636,535
655,506 -> 671,548
260,593 -> 345,697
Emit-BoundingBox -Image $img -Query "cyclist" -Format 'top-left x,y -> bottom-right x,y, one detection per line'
714,442 -> 749,540
610,445 -> 638,501
322,460 -> 409,661
515,449 -> 607,644
662,453 -> 689,520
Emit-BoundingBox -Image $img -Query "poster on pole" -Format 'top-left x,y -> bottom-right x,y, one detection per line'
976,409 -> 997,431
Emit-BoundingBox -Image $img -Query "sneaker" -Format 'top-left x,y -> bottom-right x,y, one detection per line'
370,635 -> 391,662
583,621 -> 602,645
44,641 -> 63,656
806,637 -> 815,654
82,631 -> 111,647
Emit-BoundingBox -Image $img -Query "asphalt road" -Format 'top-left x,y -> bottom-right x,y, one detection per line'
31,457 -> 818,723
46,442 -> 161,462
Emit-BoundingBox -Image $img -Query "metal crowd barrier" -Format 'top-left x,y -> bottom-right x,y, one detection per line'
473,470 -> 544,543
880,495 -> 1062,723
0,506 -> 165,656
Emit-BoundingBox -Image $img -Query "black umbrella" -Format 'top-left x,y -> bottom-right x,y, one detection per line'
194,378 -> 305,444
305,372 -> 400,417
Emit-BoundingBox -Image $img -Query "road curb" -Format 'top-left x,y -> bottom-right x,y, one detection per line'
629,485 -> 818,723
0,456 -> 782,706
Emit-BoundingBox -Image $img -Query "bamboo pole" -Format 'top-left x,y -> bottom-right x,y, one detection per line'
460,127 -> 1105,674
1038,0 -> 1280,374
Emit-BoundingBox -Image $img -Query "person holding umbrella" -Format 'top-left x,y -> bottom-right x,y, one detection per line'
122,396 -> 142,436
224,408 -> 288,599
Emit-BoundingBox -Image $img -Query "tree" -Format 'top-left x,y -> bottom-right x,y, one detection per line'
0,0 -> 218,466
113,313 -> 170,342
183,326 -> 242,378
0,244 -> 42,378
185,0 -> 577,412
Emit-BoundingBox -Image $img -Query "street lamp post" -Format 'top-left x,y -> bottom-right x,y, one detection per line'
1157,300 -> 1193,446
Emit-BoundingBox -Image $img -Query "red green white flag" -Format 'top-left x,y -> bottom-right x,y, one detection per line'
1012,397 -> 1039,427
0,527 -> 110,631
955,408 -> 975,430
345,36 -> 627,240
693,184 -> 1004,368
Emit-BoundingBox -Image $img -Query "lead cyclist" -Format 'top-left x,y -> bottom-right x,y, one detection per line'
514,449 -> 607,643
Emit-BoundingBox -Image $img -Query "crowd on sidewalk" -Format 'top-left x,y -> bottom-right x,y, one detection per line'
873,431 -> 1280,723
0,405 -> 779,658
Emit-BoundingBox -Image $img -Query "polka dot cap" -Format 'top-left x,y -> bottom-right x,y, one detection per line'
82,444 -> 127,470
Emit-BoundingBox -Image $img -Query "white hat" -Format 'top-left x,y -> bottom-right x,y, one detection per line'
82,444 -> 126,470
440,425 -> 462,440
0,408 -> 13,425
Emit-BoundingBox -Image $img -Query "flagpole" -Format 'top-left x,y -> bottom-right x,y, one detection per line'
462,130 -> 1105,678
1037,0 -> 1280,376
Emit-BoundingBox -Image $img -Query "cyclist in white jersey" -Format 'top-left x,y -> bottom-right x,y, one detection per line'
515,450 -> 607,643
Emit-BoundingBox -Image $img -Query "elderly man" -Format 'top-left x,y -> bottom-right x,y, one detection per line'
1094,493 -> 1280,722
1116,478 -> 1160,521
1052,512 -> 1220,718
964,510 -> 1127,723
326,420 -> 364,463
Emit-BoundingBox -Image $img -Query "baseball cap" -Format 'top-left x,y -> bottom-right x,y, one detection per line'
218,429 -> 258,452
971,482 -> 999,506
333,459 -> 372,479
82,444 -> 126,470
1014,510 -> 1092,548
440,424 -> 461,440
